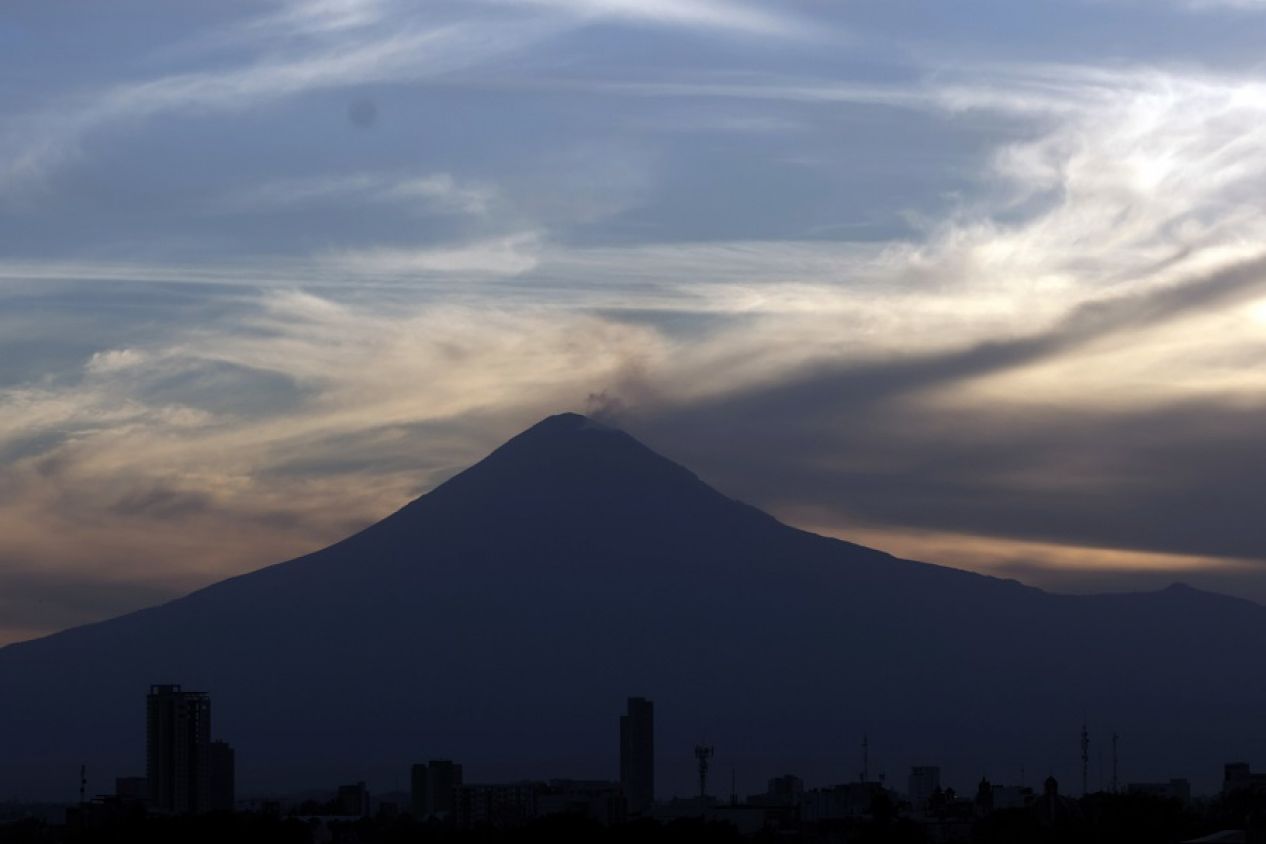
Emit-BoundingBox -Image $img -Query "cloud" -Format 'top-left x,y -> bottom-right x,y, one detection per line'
248,0 -> 393,35
384,174 -> 498,216
496,0 -> 814,38
0,233 -> 539,288
0,11 -> 563,196
1169,0 -> 1266,10
85,348 -> 148,375
322,232 -> 543,277
0,0 -> 816,198
213,171 -> 498,217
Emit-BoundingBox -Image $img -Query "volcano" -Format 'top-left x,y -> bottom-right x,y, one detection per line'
2,413 -> 1263,799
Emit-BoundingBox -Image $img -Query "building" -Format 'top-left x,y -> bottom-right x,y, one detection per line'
745,774 -> 806,831
652,797 -> 773,835
146,684 -> 211,814
454,782 -> 541,828
1036,776 -> 1080,825
411,759 -> 464,818
800,781 -> 890,821
536,780 -> 626,825
620,697 -> 654,814
1223,763 -> 1266,795
411,764 -> 428,818
65,794 -> 146,831
763,774 -> 804,807
335,782 -> 370,817
988,784 -> 1032,811
908,766 -> 942,811
114,777 -> 148,804
1127,779 -> 1191,803
208,741 -> 235,812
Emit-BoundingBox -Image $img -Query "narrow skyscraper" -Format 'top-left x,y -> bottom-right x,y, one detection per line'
208,740 -> 235,812
908,766 -> 941,810
619,697 -> 653,814
411,760 -> 463,818
146,684 -> 211,814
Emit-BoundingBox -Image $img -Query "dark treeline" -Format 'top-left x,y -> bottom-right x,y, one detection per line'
7,791 -> 1266,844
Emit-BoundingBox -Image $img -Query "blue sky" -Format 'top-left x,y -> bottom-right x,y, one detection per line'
4,0 -> 1266,643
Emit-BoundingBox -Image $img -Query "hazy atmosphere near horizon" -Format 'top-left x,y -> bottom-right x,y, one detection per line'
5,0 -> 1266,647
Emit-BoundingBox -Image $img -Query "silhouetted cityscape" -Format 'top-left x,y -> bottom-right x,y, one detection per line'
5,686 -> 1266,843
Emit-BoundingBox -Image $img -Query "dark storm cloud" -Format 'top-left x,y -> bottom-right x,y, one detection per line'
681,254 -> 1266,417
651,399 -> 1266,560
627,256 -> 1266,563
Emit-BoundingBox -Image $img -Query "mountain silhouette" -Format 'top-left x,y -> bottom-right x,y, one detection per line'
2,412 -> 1263,799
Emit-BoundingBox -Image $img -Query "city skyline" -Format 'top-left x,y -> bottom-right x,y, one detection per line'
66,682 -> 1266,815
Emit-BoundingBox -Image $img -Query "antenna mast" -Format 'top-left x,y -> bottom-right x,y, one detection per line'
861,734 -> 870,782
1080,723 -> 1090,796
1112,733 -> 1119,794
695,744 -> 714,800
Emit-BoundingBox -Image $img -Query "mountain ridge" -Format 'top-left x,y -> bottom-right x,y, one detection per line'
6,411 -> 1239,662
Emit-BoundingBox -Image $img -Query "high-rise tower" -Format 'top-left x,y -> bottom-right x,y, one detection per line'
208,740 -> 235,812
1080,723 -> 1090,796
619,697 -> 654,814
411,759 -> 463,818
146,684 -> 211,814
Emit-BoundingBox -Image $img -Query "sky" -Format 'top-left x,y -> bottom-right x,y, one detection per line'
3,0 -> 1266,645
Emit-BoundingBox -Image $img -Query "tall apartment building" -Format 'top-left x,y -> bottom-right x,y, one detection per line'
908,766 -> 942,810
619,697 -> 654,814
411,759 -> 464,818
146,684 -> 212,814
208,740 -> 235,812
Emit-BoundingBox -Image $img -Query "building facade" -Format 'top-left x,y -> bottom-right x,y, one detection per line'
454,782 -> 540,828
146,684 -> 211,814
908,766 -> 942,811
208,741 -> 235,812
619,697 -> 654,814
411,759 -> 464,818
